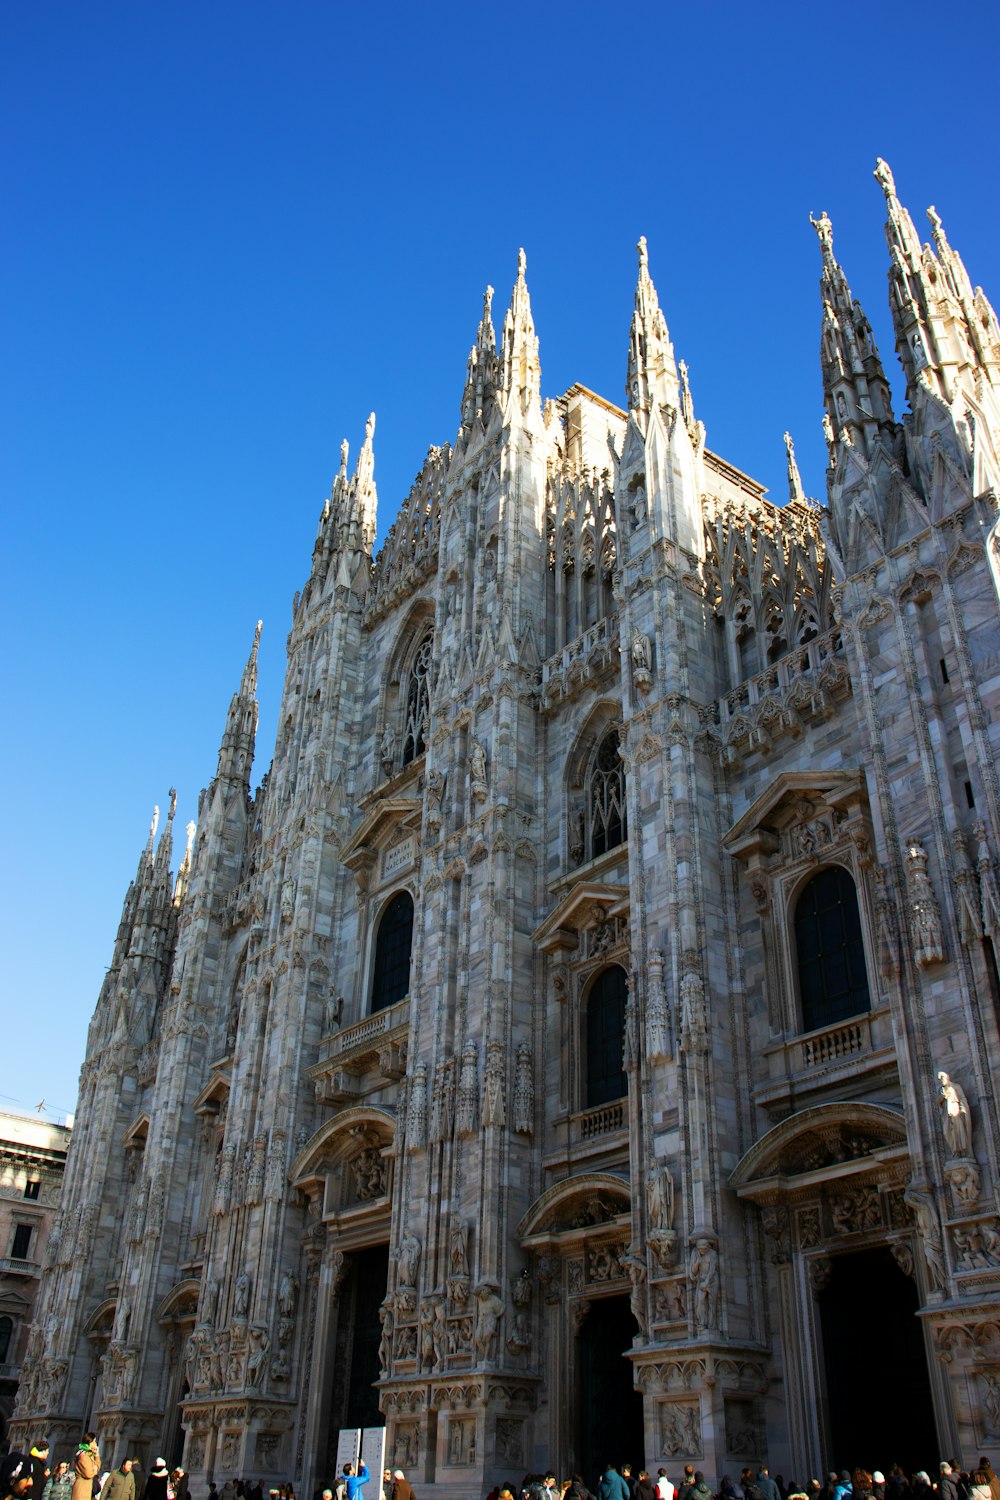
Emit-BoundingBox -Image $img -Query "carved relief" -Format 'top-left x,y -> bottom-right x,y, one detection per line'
905,841 -> 945,965
659,1400 -> 702,1457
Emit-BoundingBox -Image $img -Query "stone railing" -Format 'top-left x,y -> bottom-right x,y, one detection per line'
574,1100 -> 626,1140
541,617 -> 620,710
0,1257 -> 40,1277
716,626 -> 846,725
321,995 -> 409,1060
801,1018 -> 867,1069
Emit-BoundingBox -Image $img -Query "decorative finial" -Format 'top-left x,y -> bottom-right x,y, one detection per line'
483,285 -> 494,317
809,211 -> 834,256
339,439 -> 349,471
254,619 -> 263,645
517,248 -> 526,277
185,820 -> 196,857
365,412 -> 375,443
637,235 -> 648,269
167,788 -> 177,821
148,805 -> 160,844
874,157 -> 896,199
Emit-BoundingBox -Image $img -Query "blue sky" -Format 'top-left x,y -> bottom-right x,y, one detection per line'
2,1 -> 998,1120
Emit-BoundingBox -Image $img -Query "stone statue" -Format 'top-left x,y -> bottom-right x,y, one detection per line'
277,1268 -> 299,1319
938,1071 -> 972,1158
470,738 -> 488,792
379,726 -> 395,776
474,1280 -> 505,1361
323,995 -> 344,1035
450,1220 -> 470,1278
512,1040 -> 533,1134
906,842 -> 945,965
234,1269 -> 251,1318
631,626 -> 651,673
688,1235 -> 720,1331
482,1039 -> 506,1127
246,1324 -> 269,1388
398,1231 -> 421,1288
378,1300 -> 393,1373
646,1161 -> 675,1232
419,1297 -> 435,1371
905,1184 -> 946,1291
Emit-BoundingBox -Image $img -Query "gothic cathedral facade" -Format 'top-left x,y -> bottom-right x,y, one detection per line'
12,161 -> 1000,1490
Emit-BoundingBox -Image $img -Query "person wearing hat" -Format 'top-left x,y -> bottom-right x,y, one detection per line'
2,1455 -> 36,1500
141,1462 -> 169,1500
872,1474 -> 885,1500
72,1437 -> 101,1500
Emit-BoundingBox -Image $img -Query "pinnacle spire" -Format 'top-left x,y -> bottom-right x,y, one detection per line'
215,625 -> 260,788
240,620 -> 262,700
783,432 -> 805,504
812,206 -> 895,459
500,249 -> 541,416
460,284 -> 499,431
627,235 -> 678,421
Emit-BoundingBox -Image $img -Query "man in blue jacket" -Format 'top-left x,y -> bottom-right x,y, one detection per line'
344,1465 -> 369,1500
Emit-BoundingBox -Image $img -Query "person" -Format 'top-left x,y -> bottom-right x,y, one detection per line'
565,1477 -> 592,1500
970,1474 -> 992,1500
380,1472 -> 393,1500
656,1474 -> 673,1500
833,1476 -> 852,1500
872,1476 -> 885,1500
636,1473 -> 656,1500
689,1475 -> 712,1500
72,1437 -> 101,1500
172,1474 -> 188,1500
940,1468 -> 960,1500
678,1472 -> 696,1500
44,1464 -> 73,1500
910,1477 -> 932,1500
142,1462 -> 170,1500
103,1463 -> 135,1500
598,1470 -> 629,1500
2,1455 -> 36,1500
390,1476 -> 413,1500
717,1481 -> 741,1500
622,1471 -> 637,1500
979,1463 -> 1000,1500
343,1464 -> 369,1500
27,1444 -> 50,1500
851,1473 -> 874,1500
756,1472 -> 780,1500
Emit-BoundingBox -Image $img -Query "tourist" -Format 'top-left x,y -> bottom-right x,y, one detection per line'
636,1472 -> 656,1500
872,1474 -> 886,1500
833,1474 -> 852,1500
910,1475 -> 932,1500
598,1469 -> 629,1500
756,1470 -> 779,1500
72,1437 -> 101,1500
389,1476 -> 413,1500
343,1464 -> 369,1500
141,1462 -> 170,1500
565,1475 -> 592,1500
622,1470 -> 637,1500
940,1467 -> 960,1500
688,1474 -> 712,1500
103,1462 -> 135,1500
44,1464 -> 73,1500
2,1455 -> 36,1500
969,1472 -> 992,1500
717,1479 -> 742,1500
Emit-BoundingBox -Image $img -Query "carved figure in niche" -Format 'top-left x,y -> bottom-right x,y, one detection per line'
470,738 -> 488,798
277,1268 -> 299,1319
377,1300 -> 393,1373
112,1296 -> 131,1343
246,1325 -> 269,1388
688,1235 -> 720,1331
512,1267 -> 532,1308
953,1158 -> 983,1206
646,1161 -> 675,1232
233,1270 -> 251,1319
419,1298 -> 436,1371
351,1146 -> 386,1200
938,1071 -> 973,1158
280,878 -> 295,922
432,1296 -> 447,1369
324,995 -> 344,1035
983,1373 -> 1000,1436
482,1040 -> 506,1127
512,1040 -> 533,1134
571,807 -> 585,865
450,1220 -> 470,1279
270,1349 -> 290,1382
398,1231 -> 421,1288
621,1250 -> 648,1339
905,1184 -> 947,1291
456,1041 -> 478,1133
507,1311 -> 531,1353
380,726 -> 395,777
474,1280 -> 505,1361
631,626 -> 652,675
905,842 -> 945,965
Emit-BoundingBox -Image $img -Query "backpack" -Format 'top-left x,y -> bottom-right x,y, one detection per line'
744,1485 -> 765,1500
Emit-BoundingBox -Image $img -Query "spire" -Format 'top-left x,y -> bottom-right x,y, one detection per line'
215,622 -> 261,788
627,235 -> 679,423
348,412 -> 378,558
811,208 -> 896,459
500,249 -> 541,417
460,284 -> 499,431
783,432 -> 805,504
173,819 -> 196,906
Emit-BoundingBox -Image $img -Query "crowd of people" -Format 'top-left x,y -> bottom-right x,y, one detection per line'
485,1461 -> 1000,1500
7,1444 -> 999,1500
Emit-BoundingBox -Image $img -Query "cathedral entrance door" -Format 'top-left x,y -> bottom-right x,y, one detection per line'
326,1243 -> 390,1461
817,1247 -> 936,1472
578,1294 -> 643,1487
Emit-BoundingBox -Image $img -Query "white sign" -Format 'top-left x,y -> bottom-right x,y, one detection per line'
336,1429 -> 362,1477
360,1429 -> 386,1489
382,835 -> 417,879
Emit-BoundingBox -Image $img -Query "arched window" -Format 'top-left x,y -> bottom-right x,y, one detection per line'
371,891 -> 414,1014
794,866 -> 871,1032
403,633 -> 433,765
586,965 -> 628,1107
589,728 -> 626,859
0,1315 -> 12,1361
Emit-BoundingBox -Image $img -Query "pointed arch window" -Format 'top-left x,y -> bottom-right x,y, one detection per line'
589,728 -> 627,859
403,632 -> 433,765
371,890 -> 414,1014
585,965 -> 628,1107
794,865 -> 871,1032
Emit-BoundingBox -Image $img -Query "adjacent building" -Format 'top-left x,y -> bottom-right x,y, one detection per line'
11,159 -> 1000,1489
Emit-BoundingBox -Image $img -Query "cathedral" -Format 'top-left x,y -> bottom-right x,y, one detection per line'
12,159 -> 1000,1492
